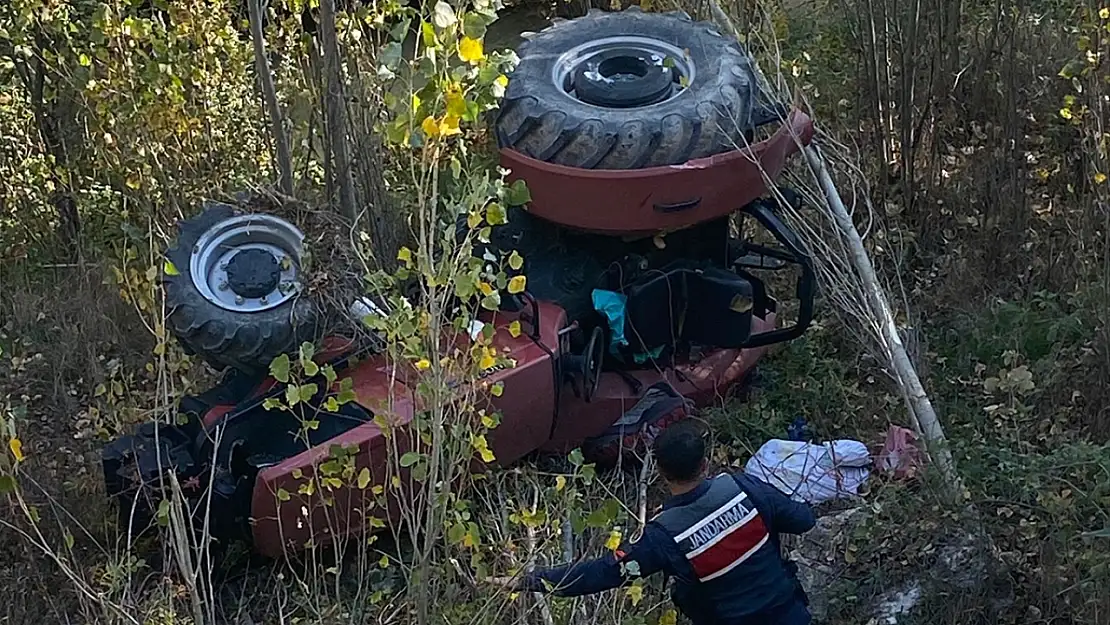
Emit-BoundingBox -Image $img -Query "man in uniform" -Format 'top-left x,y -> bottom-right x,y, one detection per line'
489,419 -> 816,625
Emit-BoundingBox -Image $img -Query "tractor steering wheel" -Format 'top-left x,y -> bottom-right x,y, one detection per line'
581,326 -> 604,402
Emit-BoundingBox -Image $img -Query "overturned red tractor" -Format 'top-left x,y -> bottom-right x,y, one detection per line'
102,8 -> 816,558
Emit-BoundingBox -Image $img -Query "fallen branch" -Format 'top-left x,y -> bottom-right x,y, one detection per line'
801,145 -> 962,501
701,0 -> 964,504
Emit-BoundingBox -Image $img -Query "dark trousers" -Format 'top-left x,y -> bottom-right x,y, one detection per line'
775,598 -> 812,625
710,597 -> 810,625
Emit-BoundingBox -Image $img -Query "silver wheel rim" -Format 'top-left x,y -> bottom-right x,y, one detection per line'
188,213 -> 304,313
551,36 -> 696,108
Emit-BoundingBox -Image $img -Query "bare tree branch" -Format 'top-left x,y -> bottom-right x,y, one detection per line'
248,0 -> 294,196
318,0 -> 358,221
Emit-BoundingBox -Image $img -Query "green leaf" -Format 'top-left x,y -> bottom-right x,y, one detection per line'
324,397 -> 340,412
508,251 -> 523,271
379,41 -> 403,69
270,353 -> 291,383
507,179 -> 532,206
486,202 -> 506,225
421,21 -> 437,48
448,522 -> 466,543
298,383 -> 319,402
0,475 -> 16,494
285,384 -> 301,407
357,467 -> 372,489
156,499 -> 171,527
277,488 -> 291,502
323,365 -> 338,385
463,13 -> 489,39
432,1 -> 457,28
400,452 -> 421,467
304,360 -> 320,377
299,341 -> 316,366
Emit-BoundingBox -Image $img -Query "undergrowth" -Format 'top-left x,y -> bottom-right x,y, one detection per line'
3,0 -> 1110,624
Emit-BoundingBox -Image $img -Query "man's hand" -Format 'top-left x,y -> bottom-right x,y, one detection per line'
485,576 -> 523,591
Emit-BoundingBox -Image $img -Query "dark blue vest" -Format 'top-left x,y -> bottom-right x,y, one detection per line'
653,474 -> 800,624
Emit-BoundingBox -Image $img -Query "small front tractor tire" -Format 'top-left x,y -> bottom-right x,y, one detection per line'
162,202 -> 317,374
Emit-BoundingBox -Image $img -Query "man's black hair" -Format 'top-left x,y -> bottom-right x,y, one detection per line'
652,419 -> 708,482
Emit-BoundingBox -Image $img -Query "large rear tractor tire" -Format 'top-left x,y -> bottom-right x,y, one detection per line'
163,202 -> 317,374
495,7 -> 762,169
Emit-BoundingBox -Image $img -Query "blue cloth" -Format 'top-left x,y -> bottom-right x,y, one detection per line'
591,289 -> 629,355
787,416 -> 810,442
523,471 -> 816,625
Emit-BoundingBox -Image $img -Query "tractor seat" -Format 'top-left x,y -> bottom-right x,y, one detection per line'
620,261 -> 757,357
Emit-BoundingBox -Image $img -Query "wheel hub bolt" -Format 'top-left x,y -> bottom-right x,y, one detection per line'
259,295 -> 268,304
235,295 -> 245,305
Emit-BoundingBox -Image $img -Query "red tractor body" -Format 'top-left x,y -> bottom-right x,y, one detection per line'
102,8 -> 819,559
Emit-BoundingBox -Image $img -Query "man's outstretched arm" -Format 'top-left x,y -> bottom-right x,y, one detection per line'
515,525 -> 671,597
734,471 -> 816,535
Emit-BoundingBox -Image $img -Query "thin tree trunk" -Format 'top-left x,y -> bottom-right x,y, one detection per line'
318,0 -> 358,221
248,0 -> 294,196
803,145 -> 963,503
16,48 -> 82,260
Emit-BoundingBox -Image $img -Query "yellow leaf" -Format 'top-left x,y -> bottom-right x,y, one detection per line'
9,438 -> 24,462
458,36 -> 484,64
379,554 -> 390,568
467,211 -> 482,229
471,434 -> 496,463
421,115 -> 440,137
357,467 -> 372,490
441,114 -> 462,136
1095,172 -> 1107,184
163,260 -> 180,276
414,358 -> 431,370
660,609 -> 678,625
605,529 -> 622,551
478,281 -> 494,296
1060,108 -> 1073,120
556,475 -> 566,491
495,74 -> 509,87
508,320 -> 522,338
1101,7 -> 1110,19
626,584 -> 643,606
446,87 -> 467,117
507,275 -> 527,294
479,349 -> 496,370
397,246 -> 412,263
